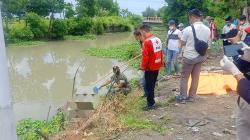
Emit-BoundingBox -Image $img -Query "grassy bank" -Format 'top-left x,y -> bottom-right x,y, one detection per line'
84,42 -> 142,69
17,112 -> 65,140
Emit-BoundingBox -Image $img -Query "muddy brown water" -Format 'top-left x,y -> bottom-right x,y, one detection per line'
6,32 -> 138,121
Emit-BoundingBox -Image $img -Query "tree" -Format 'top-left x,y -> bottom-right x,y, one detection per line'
26,0 -> 50,17
97,0 -> 119,16
120,8 -> 132,18
142,6 -> 157,17
76,0 -> 97,17
64,3 -> 75,18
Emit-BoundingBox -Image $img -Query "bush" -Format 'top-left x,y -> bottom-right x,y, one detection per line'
51,20 -> 67,40
25,12 -> 48,39
93,20 -> 104,35
9,26 -> 34,42
66,17 -> 93,36
128,14 -> 143,27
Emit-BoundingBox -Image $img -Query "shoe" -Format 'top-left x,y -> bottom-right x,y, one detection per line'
143,104 -> 156,111
185,96 -> 195,102
173,73 -> 181,78
176,95 -> 187,104
163,75 -> 171,80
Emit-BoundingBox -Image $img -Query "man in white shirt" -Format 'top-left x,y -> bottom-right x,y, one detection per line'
177,9 -> 210,102
164,20 -> 182,80
222,16 -> 236,46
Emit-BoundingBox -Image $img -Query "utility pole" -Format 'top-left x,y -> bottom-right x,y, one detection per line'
0,2 -> 18,140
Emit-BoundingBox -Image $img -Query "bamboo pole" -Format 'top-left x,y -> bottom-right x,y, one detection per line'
0,2 -> 17,140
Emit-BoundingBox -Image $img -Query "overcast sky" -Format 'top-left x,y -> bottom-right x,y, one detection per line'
65,0 -> 166,15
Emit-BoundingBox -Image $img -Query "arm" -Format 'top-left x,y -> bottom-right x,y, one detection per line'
100,80 -> 111,88
140,40 -> 150,70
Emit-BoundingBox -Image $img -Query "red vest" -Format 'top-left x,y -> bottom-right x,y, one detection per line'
140,34 -> 163,71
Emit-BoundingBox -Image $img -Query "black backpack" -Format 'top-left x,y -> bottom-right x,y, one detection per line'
191,25 -> 208,56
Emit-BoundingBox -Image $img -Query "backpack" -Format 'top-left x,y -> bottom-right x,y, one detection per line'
191,25 -> 208,56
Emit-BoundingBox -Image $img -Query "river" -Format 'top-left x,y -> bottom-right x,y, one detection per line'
6,32 -> 137,121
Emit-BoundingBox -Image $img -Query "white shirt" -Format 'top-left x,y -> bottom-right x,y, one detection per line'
167,29 -> 182,52
181,22 -> 210,59
222,24 -> 236,34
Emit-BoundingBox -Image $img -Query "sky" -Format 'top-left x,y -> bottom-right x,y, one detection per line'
116,0 -> 166,15
65,0 -> 166,15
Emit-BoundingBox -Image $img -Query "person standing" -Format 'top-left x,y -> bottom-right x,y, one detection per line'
239,15 -> 250,41
209,17 -> 219,42
164,20 -> 182,80
139,24 -> 163,110
222,16 -> 236,46
178,9 -> 210,102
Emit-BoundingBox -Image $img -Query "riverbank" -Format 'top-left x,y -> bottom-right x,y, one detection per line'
53,41 -> 237,140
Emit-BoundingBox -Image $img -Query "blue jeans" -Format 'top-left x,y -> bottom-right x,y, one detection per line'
166,49 -> 179,76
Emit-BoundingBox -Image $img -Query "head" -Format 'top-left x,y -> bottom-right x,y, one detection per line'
178,23 -> 185,31
139,24 -> 151,38
225,16 -> 232,26
188,9 -> 203,24
133,29 -> 144,42
168,20 -> 176,30
222,29 -> 242,43
239,15 -> 247,25
210,17 -> 214,23
206,16 -> 211,22
113,66 -> 120,75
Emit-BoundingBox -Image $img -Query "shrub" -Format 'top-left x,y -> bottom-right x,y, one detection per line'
51,20 -> 67,40
93,20 -> 104,35
9,26 -> 34,42
66,17 -> 93,36
25,12 -> 48,39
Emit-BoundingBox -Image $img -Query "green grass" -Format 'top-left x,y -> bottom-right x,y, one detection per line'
118,94 -> 169,134
64,34 -> 97,41
8,40 -> 46,47
84,42 -> 141,69
16,112 -> 65,140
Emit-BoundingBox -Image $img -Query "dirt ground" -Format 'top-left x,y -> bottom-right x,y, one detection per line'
116,79 -> 238,140
54,49 -> 239,140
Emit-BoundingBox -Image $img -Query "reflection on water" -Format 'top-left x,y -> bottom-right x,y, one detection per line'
7,32 -> 136,121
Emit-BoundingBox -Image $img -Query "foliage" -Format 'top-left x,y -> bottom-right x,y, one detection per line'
8,41 -> 46,47
16,112 -> 65,140
128,14 -> 143,28
163,0 -> 248,25
51,19 -> 67,39
142,6 -> 157,17
64,34 -> 97,41
8,26 -> 34,42
97,0 -> 120,16
67,17 -> 94,36
76,0 -> 97,17
64,3 -> 75,18
93,20 -> 105,35
25,12 -> 48,39
26,0 -> 50,16
85,42 -> 141,60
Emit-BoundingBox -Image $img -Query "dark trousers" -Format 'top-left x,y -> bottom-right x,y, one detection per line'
145,70 -> 159,107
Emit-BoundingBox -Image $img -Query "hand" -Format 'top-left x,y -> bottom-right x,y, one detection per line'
240,45 -> 250,62
220,56 -> 241,76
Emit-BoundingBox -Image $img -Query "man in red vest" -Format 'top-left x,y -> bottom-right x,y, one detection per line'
139,24 -> 163,110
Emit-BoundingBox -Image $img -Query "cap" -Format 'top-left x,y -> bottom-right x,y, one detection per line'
239,15 -> 247,21
168,20 -> 176,25
188,9 -> 203,17
221,29 -> 239,39
225,16 -> 232,22
178,23 -> 184,27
